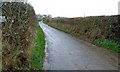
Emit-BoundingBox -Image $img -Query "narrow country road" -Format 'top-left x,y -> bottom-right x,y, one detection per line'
39,22 -> 118,70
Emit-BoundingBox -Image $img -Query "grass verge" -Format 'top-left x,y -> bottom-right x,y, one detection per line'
30,24 -> 45,70
94,39 -> 120,53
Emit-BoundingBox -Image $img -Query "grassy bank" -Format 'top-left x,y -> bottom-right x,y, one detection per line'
30,24 -> 45,70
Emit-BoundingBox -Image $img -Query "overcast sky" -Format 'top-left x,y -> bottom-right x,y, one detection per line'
28,0 -> 120,18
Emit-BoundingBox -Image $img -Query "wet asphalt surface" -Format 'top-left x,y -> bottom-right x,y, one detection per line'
39,22 -> 118,70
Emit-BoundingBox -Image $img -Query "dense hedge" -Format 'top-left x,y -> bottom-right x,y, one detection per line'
46,15 -> 119,42
2,2 -> 37,70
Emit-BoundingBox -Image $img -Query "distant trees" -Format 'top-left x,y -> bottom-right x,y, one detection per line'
37,14 -> 43,21
42,14 -> 52,23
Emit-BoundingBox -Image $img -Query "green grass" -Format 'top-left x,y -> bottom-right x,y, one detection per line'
95,39 -> 120,53
30,24 -> 45,70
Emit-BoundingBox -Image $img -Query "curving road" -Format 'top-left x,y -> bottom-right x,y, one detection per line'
39,22 -> 118,70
